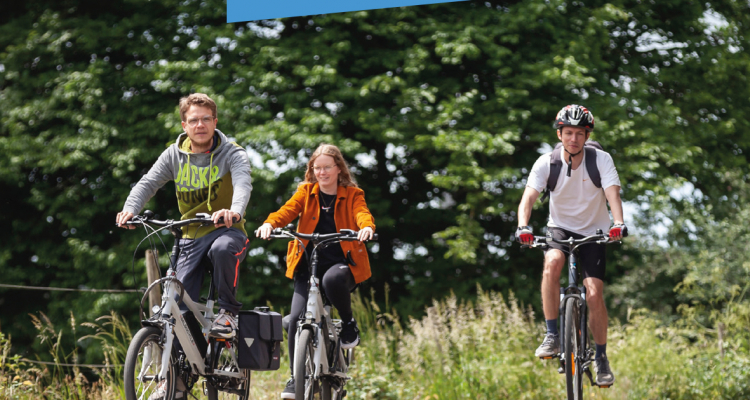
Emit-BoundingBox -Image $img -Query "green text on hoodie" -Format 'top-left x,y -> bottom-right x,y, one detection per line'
123,129 -> 252,238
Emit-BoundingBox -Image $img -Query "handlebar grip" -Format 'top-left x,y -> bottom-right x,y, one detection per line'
372,233 -> 379,241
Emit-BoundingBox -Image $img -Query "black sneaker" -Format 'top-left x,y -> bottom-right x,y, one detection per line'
209,309 -> 237,339
280,377 -> 295,399
340,318 -> 360,349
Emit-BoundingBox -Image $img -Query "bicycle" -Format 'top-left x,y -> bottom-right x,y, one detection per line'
522,230 -> 618,400
265,226 -> 377,400
122,211 -> 251,400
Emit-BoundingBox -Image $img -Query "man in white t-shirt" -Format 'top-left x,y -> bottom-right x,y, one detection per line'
515,105 -> 627,387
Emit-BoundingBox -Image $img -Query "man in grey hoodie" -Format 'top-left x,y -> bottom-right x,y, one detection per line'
116,93 -> 252,340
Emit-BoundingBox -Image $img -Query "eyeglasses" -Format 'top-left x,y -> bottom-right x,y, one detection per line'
312,165 -> 337,173
185,116 -> 215,127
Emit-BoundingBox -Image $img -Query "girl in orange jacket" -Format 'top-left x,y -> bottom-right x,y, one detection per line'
256,144 -> 375,399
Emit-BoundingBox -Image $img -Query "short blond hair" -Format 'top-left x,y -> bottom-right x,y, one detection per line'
179,93 -> 217,121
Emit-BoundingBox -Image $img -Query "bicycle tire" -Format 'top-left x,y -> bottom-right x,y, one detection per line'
564,299 -> 584,400
124,326 -> 177,400
345,348 -> 355,367
295,329 -> 323,400
206,340 -> 251,400
322,379 -> 335,400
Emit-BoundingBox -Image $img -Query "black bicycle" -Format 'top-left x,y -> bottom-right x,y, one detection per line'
522,230 -> 618,400
264,226 -> 377,400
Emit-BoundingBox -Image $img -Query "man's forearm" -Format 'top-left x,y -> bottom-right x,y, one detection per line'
605,186 -> 624,224
518,198 -> 532,227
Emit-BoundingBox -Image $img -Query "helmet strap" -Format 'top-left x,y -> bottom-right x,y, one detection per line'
563,146 -> 583,177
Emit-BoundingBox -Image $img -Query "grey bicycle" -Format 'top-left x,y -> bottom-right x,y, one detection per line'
267,227 -> 376,400
122,211 -> 250,400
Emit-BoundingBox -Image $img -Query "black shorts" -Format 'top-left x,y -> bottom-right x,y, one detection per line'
544,227 -> 606,281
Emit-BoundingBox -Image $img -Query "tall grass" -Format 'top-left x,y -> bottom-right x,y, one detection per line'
348,286 -> 750,400
2,288 -> 749,399
0,311 -> 131,399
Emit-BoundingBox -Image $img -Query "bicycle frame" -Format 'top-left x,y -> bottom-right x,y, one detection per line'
557,246 -> 590,375
293,249 -> 348,383
129,215 -> 243,382
144,268 -> 220,379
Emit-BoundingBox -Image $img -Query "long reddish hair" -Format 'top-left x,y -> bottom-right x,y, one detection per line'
301,144 -> 358,188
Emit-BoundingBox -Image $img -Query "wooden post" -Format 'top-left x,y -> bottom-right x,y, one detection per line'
718,322 -> 726,359
145,249 -> 162,314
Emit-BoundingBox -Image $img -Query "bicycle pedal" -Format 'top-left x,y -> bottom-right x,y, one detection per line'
539,355 -> 557,360
598,385 -> 611,389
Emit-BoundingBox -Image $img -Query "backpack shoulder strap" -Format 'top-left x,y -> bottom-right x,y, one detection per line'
584,146 -> 601,188
541,144 -> 563,203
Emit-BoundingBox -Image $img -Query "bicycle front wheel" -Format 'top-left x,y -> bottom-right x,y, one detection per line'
564,299 -> 584,400
206,339 -> 251,400
295,329 -> 322,400
345,348 -> 355,367
124,326 -> 177,400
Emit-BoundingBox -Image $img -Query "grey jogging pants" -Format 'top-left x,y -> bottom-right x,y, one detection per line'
175,227 -> 249,315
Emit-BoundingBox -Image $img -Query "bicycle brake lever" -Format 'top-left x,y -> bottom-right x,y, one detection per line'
340,229 -> 356,237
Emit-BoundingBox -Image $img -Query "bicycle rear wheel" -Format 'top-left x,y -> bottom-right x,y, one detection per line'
124,326 -> 177,400
206,339 -> 251,400
564,299 -> 584,400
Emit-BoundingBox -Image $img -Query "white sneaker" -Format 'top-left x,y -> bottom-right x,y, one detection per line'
210,309 -> 237,339
534,334 -> 560,358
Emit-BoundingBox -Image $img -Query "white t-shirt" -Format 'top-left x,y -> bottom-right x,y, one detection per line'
527,146 -> 621,236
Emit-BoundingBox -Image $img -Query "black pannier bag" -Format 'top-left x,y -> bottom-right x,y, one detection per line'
238,307 -> 283,370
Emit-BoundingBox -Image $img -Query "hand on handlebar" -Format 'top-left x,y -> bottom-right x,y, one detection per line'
515,226 -> 534,245
357,226 -> 374,242
256,223 -> 274,240
609,223 -> 628,241
116,211 -> 136,229
211,209 -> 241,228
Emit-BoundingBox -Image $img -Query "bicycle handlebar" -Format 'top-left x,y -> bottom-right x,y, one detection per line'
261,227 -> 379,242
522,233 -> 615,252
121,212 -> 239,228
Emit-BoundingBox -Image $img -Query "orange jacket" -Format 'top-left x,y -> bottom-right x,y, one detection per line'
263,183 -> 376,283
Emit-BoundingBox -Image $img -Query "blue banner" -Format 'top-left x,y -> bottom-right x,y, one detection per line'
227,0 -> 467,23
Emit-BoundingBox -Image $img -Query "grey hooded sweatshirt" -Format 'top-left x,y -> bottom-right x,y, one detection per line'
123,129 -> 252,238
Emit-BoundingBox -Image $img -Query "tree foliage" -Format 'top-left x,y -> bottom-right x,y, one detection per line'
2,0 -> 750,361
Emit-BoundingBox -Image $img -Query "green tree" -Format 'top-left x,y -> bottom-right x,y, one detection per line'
3,0 -> 750,362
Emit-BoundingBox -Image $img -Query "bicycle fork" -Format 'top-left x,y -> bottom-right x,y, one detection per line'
557,288 -> 587,374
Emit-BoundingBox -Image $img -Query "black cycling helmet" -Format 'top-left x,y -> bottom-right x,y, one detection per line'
553,104 -> 595,131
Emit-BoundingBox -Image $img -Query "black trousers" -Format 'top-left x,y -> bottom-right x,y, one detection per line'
175,227 -> 248,315
287,262 -> 356,370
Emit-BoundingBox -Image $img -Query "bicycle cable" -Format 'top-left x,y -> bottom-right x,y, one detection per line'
129,220 -> 173,296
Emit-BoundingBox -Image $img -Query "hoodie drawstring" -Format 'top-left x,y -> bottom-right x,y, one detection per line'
206,152 -> 214,212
